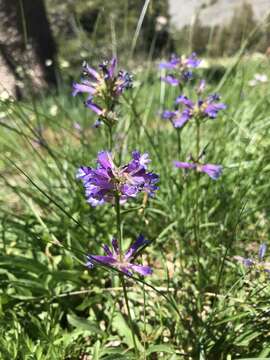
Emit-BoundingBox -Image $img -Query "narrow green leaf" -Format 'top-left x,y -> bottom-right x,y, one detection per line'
67,314 -> 101,334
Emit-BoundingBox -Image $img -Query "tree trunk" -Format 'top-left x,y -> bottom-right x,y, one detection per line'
0,0 -> 57,98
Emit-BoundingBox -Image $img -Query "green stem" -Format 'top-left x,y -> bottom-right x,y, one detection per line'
177,128 -> 182,156
121,275 -> 139,356
194,118 -> 203,316
108,126 -> 113,152
115,194 -> 139,356
143,284 -> 146,359
115,193 -> 122,257
196,118 -> 200,161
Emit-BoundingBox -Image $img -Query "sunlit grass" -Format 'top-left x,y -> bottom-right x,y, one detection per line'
1,56 -> 270,359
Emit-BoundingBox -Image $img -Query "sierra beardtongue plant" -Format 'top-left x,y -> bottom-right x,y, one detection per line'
159,52 -> 201,86
174,160 -> 222,180
234,244 -> 270,273
72,57 -> 132,128
161,71 -> 226,180
162,92 -> 226,129
87,235 -> 153,276
74,57 -> 159,355
77,150 -> 159,207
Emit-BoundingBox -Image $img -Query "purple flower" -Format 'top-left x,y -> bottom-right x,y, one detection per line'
72,58 -> 133,122
86,235 -> 153,276
166,92 -> 226,128
174,161 -> 222,180
185,52 -> 201,68
200,164 -> 223,180
162,109 -> 191,128
160,75 -> 180,86
77,151 -> 159,206
234,244 -> 270,273
85,99 -> 104,116
159,54 -> 181,70
159,53 -> 200,85
159,53 -> 200,70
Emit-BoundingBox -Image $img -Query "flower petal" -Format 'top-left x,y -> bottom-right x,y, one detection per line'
258,243 -> 267,261
85,100 -> 104,115
173,111 -> 190,128
175,95 -> 194,108
201,164 -> 222,180
125,235 -> 149,260
174,161 -> 196,170
108,57 -> 117,78
97,151 -> 114,170
72,82 -> 96,96
161,75 -> 179,86
130,264 -> 153,276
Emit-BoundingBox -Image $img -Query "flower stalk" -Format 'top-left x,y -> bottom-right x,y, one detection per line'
115,191 -> 139,356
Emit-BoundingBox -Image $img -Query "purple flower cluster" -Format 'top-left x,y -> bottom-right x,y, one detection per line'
87,235 -> 152,276
234,244 -> 270,273
162,93 -> 226,129
72,58 -> 132,126
159,53 -> 201,86
174,161 -> 222,180
77,151 -> 159,206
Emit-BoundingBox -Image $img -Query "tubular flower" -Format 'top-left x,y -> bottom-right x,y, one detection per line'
234,244 -> 270,273
174,161 -> 222,180
162,109 -> 192,128
86,235 -> 153,276
174,94 -> 226,126
77,151 -> 159,206
159,53 -> 200,70
159,53 -> 200,85
72,58 -> 133,125
162,93 -> 226,129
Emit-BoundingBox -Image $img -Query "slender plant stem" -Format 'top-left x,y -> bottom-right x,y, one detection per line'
115,193 -> 122,257
143,284 -> 146,359
194,118 -> 202,313
193,119 -> 201,255
121,275 -> 139,356
194,119 -> 201,251
177,128 -> 182,156
108,126 -> 113,152
115,194 -> 139,356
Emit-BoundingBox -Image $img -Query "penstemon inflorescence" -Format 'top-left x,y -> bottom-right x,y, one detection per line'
159,52 -> 201,86
77,151 -> 159,207
73,57 -> 133,149
234,244 -> 270,273
86,235 -> 153,276
160,53 -> 226,178
74,57 -> 159,356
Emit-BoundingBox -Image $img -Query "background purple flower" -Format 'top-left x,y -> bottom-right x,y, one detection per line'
234,244 -> 270,273
159,53 -> 200,86
174,161 -> 222,180
77,151 -> 159,206
185,52 -> 201,68
160,75 -> 179,86
86,235 -> 153,276
172,92 -> 226,127
159,53 -> 200,70
159,54 -> 180,70
162,109 -> 191,128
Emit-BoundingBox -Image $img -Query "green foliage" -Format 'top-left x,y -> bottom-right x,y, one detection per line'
45,0 -> 171,69
1,54 -> 270,359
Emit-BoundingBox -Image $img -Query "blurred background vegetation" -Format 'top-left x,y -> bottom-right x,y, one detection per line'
1,1 -> 270,359
1,0 -> 270,98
